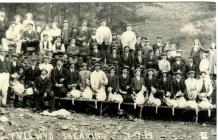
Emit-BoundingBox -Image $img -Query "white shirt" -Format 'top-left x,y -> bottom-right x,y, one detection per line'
158,59 -> 171,72
197,78 -> 213,96
96,26 -> 112,45
6,29 -> 20,40
121,31 -> 136,50
199,59 -> 210,73
90,70 -> 108,90
39,63 -> 53,77
185,78 -> 198,100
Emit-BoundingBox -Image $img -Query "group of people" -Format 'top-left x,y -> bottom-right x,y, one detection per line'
0,11 -> 216,113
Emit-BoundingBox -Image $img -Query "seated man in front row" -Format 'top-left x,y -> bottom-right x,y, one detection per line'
33,69 -> 55,112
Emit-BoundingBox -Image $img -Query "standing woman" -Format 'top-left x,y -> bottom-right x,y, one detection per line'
190,39 -> 207,66
14,15 -> 24,35
209,42 -> 216,79
50,22 -> 61,44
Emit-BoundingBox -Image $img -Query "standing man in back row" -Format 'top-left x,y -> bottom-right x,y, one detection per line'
96,19 -> 112,63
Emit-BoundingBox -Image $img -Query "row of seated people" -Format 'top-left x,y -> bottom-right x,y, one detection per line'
8,53 -> 214,113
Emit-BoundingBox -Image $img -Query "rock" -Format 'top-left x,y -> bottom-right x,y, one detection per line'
0,116 -> 9,123
0,108 -> 6,114
61,125 -> 69,130
0,126 -> 6,133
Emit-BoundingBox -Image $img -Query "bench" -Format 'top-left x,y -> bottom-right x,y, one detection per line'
55,97 -> 216,123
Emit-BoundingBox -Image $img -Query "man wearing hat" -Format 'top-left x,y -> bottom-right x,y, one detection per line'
144,68 -> 158,96
52,36 -> 66,57
50,58 -> 68,98
39,33 -> 53,55
121,24 -> 137,59
153,36 -> 164,52
135,34 -> 142,52
145,50 -> 158,77
10,54 -> 22,74
61,19 -> 72,47
185,56 -> 198,78
89,28 -> 97,46
96,18 -> 112,60
79,63 -> 91,89
158,52 -> 171,73
171,54 -> 186,76
106,66 -> 119,94
0,46 -> 11,107
0,10 -> 8,44
77,19 -> 91,46
107,46 -> 120,73
185,71 -> 199,101
134,48 -> 145,69
90,42 -> 103,66
119,46 -> 133,69
131,68 -> 145,95
90,63 -> 108,95
171,70 -> 186,98
79,40 -> 90,64
2,22 -> 22,54
157,70 -> 172,100
39,56 -> 53,78
66,62 -> 82,90
111,32 -> 122,54
21,22 -> 39,54
197,71 -> 213,104
142,39 -> 153,56
33,68 -> 55,112
118,66 -> 131,102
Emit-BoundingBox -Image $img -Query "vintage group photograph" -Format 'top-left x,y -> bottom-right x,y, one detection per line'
0,2 -> 216,140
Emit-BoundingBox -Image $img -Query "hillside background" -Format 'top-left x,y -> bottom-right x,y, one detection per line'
0,2 -> 216,58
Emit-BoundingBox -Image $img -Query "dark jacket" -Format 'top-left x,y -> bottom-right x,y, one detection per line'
107,74 -> 119,92
171,78 -> 186,97
34,76 -> 51,93
24,66 -> 41,87
131,77 -> 145,92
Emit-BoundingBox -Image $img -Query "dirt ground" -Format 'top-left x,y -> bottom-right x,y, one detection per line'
0,107 -> 216,140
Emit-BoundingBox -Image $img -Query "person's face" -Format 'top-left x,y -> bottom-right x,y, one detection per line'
31,60 -> 37,65
12,57 -> 18,61
83,65 -> 87,70
162,55 -> 167,59
145,41 -> 150,46
211,43 -> 216,49
176,57 -> 181,61
201,73 -> 206,79
57,60 -> 63,67
202,54 -> 207,59
176,74 -> 181,79
52,23 -> 57,28
57,38 -> 61,43
162,73 -> 167,78
82,42 -> 87,47
70,63 -> 75,69
189,73 -> 195,78
73,29 -> 77,33
135,71 -> 140,77
15,16 -> 21,23
45,25 -> 50,30
137,50 -> 142,55
137,36 -> 141,42
155,50 -> 160,56
101,21 -> 106,26
92,30 -> 96,35
70,39 -> 76,45
110,69 -> 115,75
82,21 -> 87,26
149,51 -> 154,57
0,12 -> 5,20
127,26 -> 132,31
44,58 -> 49,63
27,24 -> 33,31
189,58 -> 193,63
43,35 -> 48,41
41,70 -> 47,76
10,24 -> 16,30
148,71 -> 153,76
157,38 -> 162,43
93,45 -> 98,49
112,49 -> 117,54
122,69 -> 128,75
95,66 -> 100,71
112,35 -> 117,39
124,47 -> 129,53
63,23 -> 68,28
36,26 -> 42,33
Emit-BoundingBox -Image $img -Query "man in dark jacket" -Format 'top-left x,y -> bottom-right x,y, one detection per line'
185,56 -> 199,78
50,58 -> 68,98
106,66 -> 119,94
171,70 -> 186,98
33,69 -> 55,112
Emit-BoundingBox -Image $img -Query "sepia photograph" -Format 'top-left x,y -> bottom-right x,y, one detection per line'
0,1 -> 216,140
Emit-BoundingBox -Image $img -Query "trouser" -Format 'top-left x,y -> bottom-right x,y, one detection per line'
0,73 -> 10,105
2,38 -> 22,54
34,91 -> 55,111
21,40 -> 39,54
99,42 -> 110,61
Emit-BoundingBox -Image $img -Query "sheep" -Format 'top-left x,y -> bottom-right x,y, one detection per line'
108,87 -> 123,110
81,79 -> 93,100
11,80 -> 25,96
131,86 -> 147,109
95,86 -> 107,101
147,87 -> 161,114
198,96 -> 215,117
175,91 -> 187,108
68,84 -> 81,105
164,96 -> 178,116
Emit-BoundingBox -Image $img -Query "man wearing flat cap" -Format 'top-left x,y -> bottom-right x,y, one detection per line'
50,58 -> 68,98
77,19 -> 91,46
171,54 -> 186,76
171,70 -> 186,99
185,71 -> 198,101
153,36 -> 164,52
96,19 -> 112,60
61,19 -> 72,47
79,63 -> 91,89
158,52 -> 171,73
10,54 -> 22,74
121,24 -> 137,59
106,66 -> 119,94
0,46 -> 11,107
39,56 -> 53,78
107,46 -> 120,73
185,56 -> 199,78
21,22 -> 39,54
134,48 -> 146,69
119,46 -> 133,69
131,68 -> 145,96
